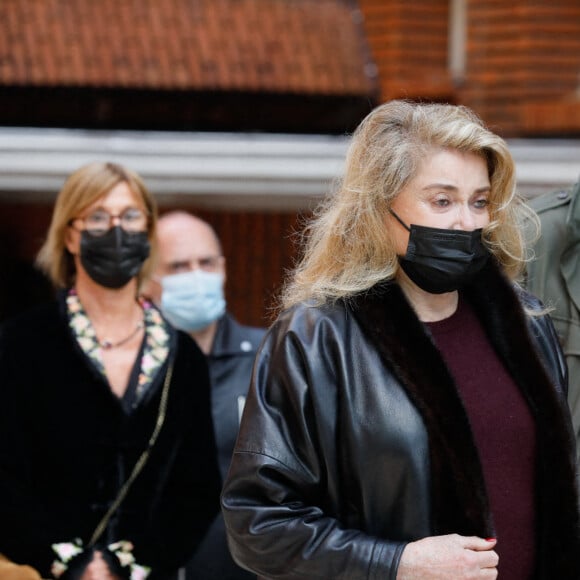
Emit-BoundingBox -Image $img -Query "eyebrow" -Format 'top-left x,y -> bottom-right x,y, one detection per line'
422,183 -> 491,193
88,204 -> 143,212
166,256 -> 219,268
167,260 -> 190,269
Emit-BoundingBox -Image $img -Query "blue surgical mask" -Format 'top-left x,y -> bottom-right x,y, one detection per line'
160,270 -> 226,332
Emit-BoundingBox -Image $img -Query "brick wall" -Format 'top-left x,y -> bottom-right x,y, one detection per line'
461,0 -> 580,136
358,0 -> 580,136
359,0 -> 453,102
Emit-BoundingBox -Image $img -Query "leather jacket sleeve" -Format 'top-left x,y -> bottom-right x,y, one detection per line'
221,305 -> 407,580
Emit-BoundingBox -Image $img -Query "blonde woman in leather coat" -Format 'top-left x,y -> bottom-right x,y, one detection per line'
222,101 -> 580,580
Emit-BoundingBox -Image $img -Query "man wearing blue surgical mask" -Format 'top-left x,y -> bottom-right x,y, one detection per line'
144,211 -> 265,580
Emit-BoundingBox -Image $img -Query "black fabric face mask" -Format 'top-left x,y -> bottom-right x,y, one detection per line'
80,226 -> 150,289
390,210 -> 490,294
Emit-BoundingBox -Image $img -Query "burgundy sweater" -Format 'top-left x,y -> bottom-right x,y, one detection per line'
427,296 -> 537,579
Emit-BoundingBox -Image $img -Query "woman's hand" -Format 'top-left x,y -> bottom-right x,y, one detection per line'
397,534 -> 498,579
78,551 -> 122,580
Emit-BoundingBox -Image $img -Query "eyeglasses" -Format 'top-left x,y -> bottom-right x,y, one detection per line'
70,207 -> 148,236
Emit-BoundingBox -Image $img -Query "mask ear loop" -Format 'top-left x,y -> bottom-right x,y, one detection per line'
389,209 -> 411,232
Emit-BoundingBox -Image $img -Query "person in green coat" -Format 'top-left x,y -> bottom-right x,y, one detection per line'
526,180 -> 580,473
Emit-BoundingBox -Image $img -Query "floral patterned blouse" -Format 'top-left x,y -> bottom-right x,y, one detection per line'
66,288 -> 171,410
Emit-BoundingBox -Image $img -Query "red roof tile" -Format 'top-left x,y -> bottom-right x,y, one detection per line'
0,0 -> 377,96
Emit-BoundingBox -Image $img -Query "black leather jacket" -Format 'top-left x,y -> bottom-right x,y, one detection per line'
209,313 -> 267,480
222,261 -> 580,579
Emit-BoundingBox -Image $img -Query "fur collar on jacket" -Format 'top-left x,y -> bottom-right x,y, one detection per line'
349,259 -> 580,577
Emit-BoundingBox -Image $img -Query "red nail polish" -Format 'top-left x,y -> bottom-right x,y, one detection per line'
486,538 -> 496,542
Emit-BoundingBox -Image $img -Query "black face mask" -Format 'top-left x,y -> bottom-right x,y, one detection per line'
390,210 -> 490,294
80,226 -> 150,289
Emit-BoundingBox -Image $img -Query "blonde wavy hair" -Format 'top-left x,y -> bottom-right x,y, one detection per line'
37,161 -> 158,289
282,100 -> 538,309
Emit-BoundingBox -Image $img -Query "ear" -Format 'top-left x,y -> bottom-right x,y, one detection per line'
219,256 -> 227,286
64,225 -> 79,256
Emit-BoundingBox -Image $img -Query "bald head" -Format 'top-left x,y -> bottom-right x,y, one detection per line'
157,211 -> 222,255
145,211 -> 226,303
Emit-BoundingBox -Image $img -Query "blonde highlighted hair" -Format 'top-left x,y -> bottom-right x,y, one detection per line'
37,161 -> 158,289
282,100 -> 538,309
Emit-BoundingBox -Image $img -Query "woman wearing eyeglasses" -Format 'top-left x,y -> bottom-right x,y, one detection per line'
0,162 -> 221,579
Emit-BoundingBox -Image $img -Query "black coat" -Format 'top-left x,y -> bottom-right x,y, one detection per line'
222,261 -> 580,579
186,313 -> 265,580
0,298 -> 221,578
209,313 -> 267,481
